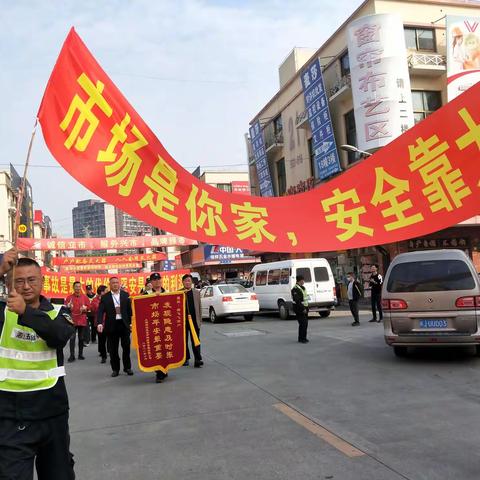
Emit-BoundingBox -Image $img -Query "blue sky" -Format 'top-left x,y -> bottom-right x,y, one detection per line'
0,0 -> 360,236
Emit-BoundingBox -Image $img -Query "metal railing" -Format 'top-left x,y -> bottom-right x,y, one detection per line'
408,52 -> 446,67
329,73 -> 351,98
295,110 -> 308,127
264,130 -> 284,150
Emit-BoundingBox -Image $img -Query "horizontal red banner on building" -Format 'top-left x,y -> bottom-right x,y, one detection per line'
40,269 -> 189,298
52,252 -> 166,266
59,262 -> 142,272
38,28 -> 480,253
132,293 -> 186,373
18,235 -> 196,251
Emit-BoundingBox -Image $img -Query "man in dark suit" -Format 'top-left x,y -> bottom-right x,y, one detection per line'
182,274 -> 203,368
97,277 -> 133,377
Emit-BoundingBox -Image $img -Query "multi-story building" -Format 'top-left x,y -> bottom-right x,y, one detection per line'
179,169 -> 260,282
33,210 -> 53,267
0,169 -> 16,250
247,0 -> 480,295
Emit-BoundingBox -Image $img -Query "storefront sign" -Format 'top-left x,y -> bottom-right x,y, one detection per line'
286,177 -> 315,196
348,13 -> 414,151
204,245 -> 256,264
408,237 -> 469,250
249,120 -> 274,196
132,292 -> 186,373
301,58 -> 342,179
447,15 -> 480,100
231,181 -> 250,195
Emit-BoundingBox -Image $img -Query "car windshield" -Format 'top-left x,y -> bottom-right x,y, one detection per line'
218,285 -> 248,294
387,260 -> 476,292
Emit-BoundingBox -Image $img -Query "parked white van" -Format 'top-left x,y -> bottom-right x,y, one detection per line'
250,259 -> 336,319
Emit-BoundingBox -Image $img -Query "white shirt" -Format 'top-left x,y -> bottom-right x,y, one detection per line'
112,292 -> 122,319
347,280 -> 354,300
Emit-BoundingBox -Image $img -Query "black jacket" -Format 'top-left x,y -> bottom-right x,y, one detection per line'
97,290 -> 132,334
291,284 -> 307,312
369,273 -> 383,296
0,296 -> 75,421
349,280 -> 362,301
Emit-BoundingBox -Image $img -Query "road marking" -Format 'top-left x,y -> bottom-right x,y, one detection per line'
274,403 -> 365,458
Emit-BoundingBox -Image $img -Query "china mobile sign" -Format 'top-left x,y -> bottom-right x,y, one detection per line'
347,14 -> 414,152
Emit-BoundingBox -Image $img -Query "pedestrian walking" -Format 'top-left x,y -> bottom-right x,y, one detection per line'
96,277 -> 134,377
91,285 -> 108,363
347,272 -> 362,326
0,250 -> 75,480
65,281 -> 90,362
85,284 -> 96,344
291,275 -> 309,343
182,274 -> 203,368
368,264 -> 383,323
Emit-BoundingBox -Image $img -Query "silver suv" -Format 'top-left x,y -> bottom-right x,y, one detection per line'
382,249 -> 480,357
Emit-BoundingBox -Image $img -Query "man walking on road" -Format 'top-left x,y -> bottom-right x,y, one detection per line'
292,275 -> 309,343
368,264 -> 383,323
0,250 -> 76,480
65,282 -> 89,362
97,277 -> 133,377
85,285 -> 96,345
347,272 -> 362,326
91,285 -> 108,363
182,274 -> 203,368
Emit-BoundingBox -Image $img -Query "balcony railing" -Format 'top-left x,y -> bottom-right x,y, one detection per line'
408,52 -> 446,68
329,73 -> 351,98
264,130 -> 284,151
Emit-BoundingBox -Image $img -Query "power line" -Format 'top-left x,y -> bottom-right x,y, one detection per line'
0,162 -> 249,169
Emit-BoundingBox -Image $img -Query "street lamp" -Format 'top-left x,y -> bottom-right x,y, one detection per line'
340,144 -> 373,157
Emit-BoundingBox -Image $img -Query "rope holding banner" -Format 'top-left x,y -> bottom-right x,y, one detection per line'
187,314 -> 201,347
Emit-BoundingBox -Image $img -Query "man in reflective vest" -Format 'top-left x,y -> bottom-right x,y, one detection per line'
0,250 -> 76,480
291,275 -> 309,343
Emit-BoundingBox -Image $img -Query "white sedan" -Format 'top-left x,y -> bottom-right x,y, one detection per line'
200,284 -> 259,323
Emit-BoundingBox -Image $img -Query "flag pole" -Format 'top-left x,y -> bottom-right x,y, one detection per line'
8,118 -> 39,290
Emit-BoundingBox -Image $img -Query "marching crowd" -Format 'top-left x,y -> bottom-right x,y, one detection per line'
63,272 -> 203,384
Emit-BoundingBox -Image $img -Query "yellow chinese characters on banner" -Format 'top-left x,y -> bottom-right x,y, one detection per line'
41,269 -> 189,298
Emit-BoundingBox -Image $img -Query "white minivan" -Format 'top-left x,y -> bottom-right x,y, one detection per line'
250,259 -> 336,319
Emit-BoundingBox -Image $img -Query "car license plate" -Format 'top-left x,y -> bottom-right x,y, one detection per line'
419,319 -> 448,329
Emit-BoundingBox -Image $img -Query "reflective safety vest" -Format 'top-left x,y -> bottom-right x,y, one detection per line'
294,284 -> 308,307
0,307 -> 65,392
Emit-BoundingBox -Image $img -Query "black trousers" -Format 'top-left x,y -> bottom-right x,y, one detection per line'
349,300 -> 360,323
97,331 -> 107,359
371,293 -> 383,320
295,307 -> 308,341
106,321 -> 131,372
0,413 -> 75,480
69,326 -> 84,357
185,318 -> 202,362
84,316 -> 96,343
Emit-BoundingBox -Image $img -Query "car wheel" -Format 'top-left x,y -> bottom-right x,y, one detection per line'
393,346 -> 408,357
278,302 -> 290,320
244,314 -> 254,321
320,311 -> 330,318
209,308 -> 217,324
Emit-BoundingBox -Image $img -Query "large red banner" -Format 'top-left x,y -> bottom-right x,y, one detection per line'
59,263 -> 142,272
132,293 -> 186,373
18,235 -> 195,251
38,28 -> 480,253
52,252 -> 166,265
41,269 -> 189,297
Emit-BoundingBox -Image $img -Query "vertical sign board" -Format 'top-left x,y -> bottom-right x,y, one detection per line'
446,15 -> 480,101
249,120 -> 274,197
301,59 -> 342,180
347,14 -> 414,152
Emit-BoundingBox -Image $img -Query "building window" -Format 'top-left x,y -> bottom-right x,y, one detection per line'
273,115 -> 283,135
276,158 -> 286,196
340,51 -> 350,76
307,138 -> 316,178
216,183 -> 232,192
404,27 -> 435,51
344,110 -> 361,165
412,90 -> 442,124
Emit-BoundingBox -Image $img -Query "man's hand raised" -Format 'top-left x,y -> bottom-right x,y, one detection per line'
0,248 -> 17,276
7,289 -> 27,315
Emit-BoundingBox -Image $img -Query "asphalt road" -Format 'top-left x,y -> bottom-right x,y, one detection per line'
66,307 -> 480,480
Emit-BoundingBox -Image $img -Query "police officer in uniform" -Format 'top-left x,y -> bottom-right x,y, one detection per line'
0,249 -> 76,480
291,275 -> 309,343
